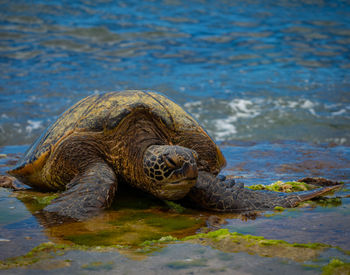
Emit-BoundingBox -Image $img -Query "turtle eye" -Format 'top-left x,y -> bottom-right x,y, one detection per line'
164,156 -> 178,169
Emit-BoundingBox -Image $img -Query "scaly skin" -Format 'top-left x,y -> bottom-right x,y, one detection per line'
187,171 -> 341,211
44,162 -> 117,220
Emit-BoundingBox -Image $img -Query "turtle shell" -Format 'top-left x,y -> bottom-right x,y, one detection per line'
9,90 -> 226,179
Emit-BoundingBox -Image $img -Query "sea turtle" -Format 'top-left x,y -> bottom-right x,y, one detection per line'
7,90 -> 339,220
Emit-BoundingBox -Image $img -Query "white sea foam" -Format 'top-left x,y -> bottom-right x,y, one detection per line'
183,96 -> 348,141
287,101 -> 299,108
184,100 -> 202,109
212,99 -> 261,140
300,99 -> 315,109
228,99 -> 260,118
326,137 -> 347,145
276,98 -> 318,116
26,120 -> 43,133
324,103 -> 349,117
214,117 -> 237,139
331,109 -> 347,116
299,99 -> 317,116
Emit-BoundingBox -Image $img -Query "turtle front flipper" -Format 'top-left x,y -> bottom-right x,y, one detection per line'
187,171 -> 341,211
43,162 -> 117,221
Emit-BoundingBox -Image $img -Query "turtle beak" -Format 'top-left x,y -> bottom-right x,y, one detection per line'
169,161 -> 198,184
182,162 -> 198,180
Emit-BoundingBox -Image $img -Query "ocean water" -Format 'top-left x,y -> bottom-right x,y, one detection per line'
1,1 -> 350,272
0,0 -> 349,146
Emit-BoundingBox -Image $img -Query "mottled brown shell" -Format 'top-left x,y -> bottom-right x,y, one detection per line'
9,90 -> 226,184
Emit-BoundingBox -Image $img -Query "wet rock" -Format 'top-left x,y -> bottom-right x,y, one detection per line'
0,175 -> 26,191
206,215 -> 227,229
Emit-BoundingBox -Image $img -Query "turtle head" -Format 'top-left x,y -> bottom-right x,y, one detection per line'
143,145 -> 198,200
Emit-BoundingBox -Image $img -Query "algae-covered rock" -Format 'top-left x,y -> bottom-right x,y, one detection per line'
0,242 -> 77,269
183,229 -> 335,262
11,190 -> 59,212
64,210 -> 203,247
140,235 -> 178,247
322,258 -> 350,275
300,197 -> 343,208
248,181 -> 314,192
2,229 -> 349,270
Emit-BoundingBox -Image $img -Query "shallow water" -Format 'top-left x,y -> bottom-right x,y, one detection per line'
0,143 -> 349,273
1,0 -> 350,273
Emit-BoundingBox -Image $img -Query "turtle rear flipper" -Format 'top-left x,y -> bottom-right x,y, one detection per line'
43,162 -> 117,221
249,184 -> 342,209
188,171 -> 342,211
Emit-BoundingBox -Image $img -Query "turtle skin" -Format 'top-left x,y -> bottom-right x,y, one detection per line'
7,90 -> 340,220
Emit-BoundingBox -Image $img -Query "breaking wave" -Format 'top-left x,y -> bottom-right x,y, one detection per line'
184,97 -> 350,145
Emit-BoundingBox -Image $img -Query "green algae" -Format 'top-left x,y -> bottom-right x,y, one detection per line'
183,229 -> 330,249
0,242 -> 79,269
2,229 -> 349,270
183,229 -> 231,241
34,195 -> 58,205
163,200 -> 186,213
10,187 -> 204,255
11,187 -> 203,250
248,181 -> 314,192
137,235 -> 178,254
12,191 -> 59,212
322,258 -> 350,275
109,211 -> 154,225
140,235 -> 178,246
1,241 -> 129,270
65,227 -> 164,247
182,229 -> 337,262
144,214 -> 201,231
65,211 -> 202,247
110,211 -> 201,232
316,197 -> 342,207
300,197 -> 343,208
273,206 -> 285,211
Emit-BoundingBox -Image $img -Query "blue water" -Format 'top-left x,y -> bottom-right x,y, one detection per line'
0,0 -> 350,146
1,2 -> 350,271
